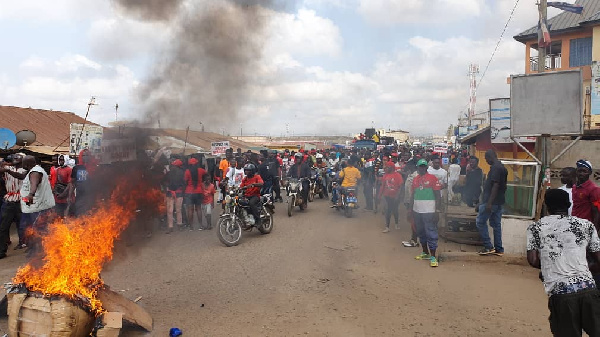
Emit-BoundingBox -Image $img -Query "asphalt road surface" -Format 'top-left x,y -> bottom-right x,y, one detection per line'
0,196 -> 551,336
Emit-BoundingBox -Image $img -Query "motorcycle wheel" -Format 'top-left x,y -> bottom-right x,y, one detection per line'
308,190 -> 315,202
344,207 -> 353,218
217,217 -> 242,247
258,209 -> 273,234
287,196 -> 294,217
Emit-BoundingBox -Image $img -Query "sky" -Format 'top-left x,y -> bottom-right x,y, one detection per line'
0,0 -> 562,137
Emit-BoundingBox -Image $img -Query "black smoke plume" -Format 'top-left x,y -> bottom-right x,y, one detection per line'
113,0 -> 290,131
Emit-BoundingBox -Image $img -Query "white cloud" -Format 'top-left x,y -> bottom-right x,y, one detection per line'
1,54 -> 138,125
0,0 -> 110,21
88,17 -> 173,61
358,0 -> 484,25
266,9 -> 343,58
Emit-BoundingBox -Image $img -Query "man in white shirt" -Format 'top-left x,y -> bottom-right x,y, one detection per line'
448,158 -> 462,200
427,156 -> 448,189
527,189 -> 600,336
559,167 -> 576,216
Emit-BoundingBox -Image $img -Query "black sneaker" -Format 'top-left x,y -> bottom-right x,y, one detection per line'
478,248 -> 496,256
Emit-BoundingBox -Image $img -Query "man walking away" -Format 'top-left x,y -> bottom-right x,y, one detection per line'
0,153 -> 27,257
448,158 -> 461,201
527,189 -> 600,336
572,160 -> 600,226
184,158 -> 205,230
379,162 -> 403,233
477,150 -> 507,256
20,155 -> 55,256
462,157 -> 483,207
362,152 -> 375,211
559,167 -> 576,216
411,159 -> 442,267
165,159 -> 185,234
402,160 -> 419,247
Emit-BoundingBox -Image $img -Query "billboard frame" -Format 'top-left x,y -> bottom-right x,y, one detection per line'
510,70 -> 583,137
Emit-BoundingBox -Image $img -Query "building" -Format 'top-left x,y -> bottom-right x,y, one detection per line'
379,129 -> 410,143
514,0 -> 600,128
0,105 -> 99,157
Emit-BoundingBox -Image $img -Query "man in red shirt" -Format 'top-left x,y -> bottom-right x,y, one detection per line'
573,160 -> 600,227
240,163 -> 263,224
52,154 -> 72,218
184,157 -> 206,230
379,162 -> 404,233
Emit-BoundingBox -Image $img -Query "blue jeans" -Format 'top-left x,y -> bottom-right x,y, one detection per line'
414,212 -> 438,251
476,204 -> 503,252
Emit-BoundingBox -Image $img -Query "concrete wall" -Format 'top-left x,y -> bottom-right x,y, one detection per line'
498,217 -> 530,256
549,138 -> 600,170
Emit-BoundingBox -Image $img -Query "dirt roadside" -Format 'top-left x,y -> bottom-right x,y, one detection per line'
0,197 -> 550,336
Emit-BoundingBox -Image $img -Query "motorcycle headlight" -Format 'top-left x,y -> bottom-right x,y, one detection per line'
225,195 -> 232,202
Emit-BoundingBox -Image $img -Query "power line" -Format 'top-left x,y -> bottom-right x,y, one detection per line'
477,0 -> 522,90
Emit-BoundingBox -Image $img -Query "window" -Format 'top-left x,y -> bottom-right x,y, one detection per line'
500,160 -> 541,219
570,37 -> 592,67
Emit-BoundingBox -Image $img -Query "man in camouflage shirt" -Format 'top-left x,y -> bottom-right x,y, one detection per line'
527,189 -> 600,336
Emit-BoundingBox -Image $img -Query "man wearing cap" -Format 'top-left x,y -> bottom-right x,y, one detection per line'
0,153 -> 28,257
527,189 -> 600,336
572,159 -> 600,227
410,158 -> 442,267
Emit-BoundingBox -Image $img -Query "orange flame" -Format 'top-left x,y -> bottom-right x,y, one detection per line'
13,175 -> 163,314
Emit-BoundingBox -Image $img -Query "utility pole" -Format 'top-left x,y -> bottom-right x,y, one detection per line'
115,103 -> 119,122
538,0 -> 548,74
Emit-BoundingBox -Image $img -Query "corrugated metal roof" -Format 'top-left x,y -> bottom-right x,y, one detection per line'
0,105 -> 99,148
514,0 -> 600,42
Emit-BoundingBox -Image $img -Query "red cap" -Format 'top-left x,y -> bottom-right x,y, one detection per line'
188,158 -> 199,165
386,161 -> 396,168
172,159 -> 183,167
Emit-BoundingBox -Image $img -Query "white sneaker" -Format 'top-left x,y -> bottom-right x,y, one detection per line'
382,228 -> 390,233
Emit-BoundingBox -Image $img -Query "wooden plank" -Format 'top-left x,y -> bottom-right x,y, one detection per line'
97,288 -> 153,332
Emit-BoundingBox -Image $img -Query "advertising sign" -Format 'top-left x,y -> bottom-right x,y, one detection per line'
490,98 -> 536,143
211,141 -> 230,156
70,123 -> 103,156
591,61 -> 600,115
99,139 -> 137,164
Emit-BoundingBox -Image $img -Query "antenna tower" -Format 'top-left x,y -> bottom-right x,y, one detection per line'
468,64 -> 479,126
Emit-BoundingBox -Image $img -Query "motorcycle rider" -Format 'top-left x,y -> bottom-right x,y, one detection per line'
313,153 -> 329,198
288,152 -> 311,207
240,163 -> 264,225
332,158 -> 362,206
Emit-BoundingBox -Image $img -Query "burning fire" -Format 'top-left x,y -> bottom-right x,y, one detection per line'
13,175 -> 163,314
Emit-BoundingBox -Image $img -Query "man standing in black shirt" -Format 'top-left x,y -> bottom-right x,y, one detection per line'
477,150 -> 508,256
462,156 -> 483,207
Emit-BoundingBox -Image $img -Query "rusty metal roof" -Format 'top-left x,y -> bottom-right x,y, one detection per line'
514,0 -> 600,43
0,105 -> 99,148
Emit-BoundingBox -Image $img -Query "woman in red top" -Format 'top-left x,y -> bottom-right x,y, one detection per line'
184,158 -> 206,230
379,162 -> 404,233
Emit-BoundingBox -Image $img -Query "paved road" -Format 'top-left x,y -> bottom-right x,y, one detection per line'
0,196 -> 551,336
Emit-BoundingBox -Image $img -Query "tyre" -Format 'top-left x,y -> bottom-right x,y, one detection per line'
308,190 -> 314,202
287,196 -> 294,217
217,217 -> 242,247
344,207 -> 353,218
258,209 -> 273,234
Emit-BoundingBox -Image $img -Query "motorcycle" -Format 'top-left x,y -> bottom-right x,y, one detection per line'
217,187 -> 275,247
286,178 -> 308,217
331,182 -> 359,218
308,168 -> 325,201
